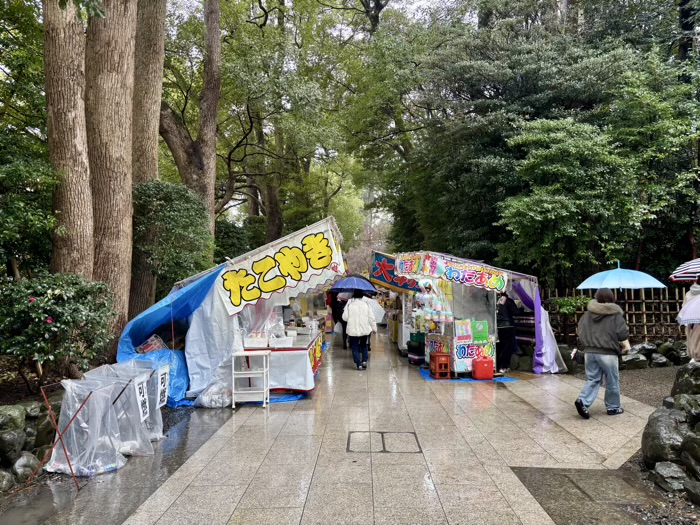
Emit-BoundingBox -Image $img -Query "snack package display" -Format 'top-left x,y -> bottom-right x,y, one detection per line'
135,334 -> 168,354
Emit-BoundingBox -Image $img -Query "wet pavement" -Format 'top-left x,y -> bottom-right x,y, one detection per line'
4,330 -> 661,524
0,407 -> 231,525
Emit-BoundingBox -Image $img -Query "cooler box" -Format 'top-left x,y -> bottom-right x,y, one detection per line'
472,356 -> 494,380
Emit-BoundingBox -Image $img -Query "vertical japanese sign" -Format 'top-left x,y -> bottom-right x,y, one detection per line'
134,378 -> 150,422
157,366 -> 169,408
216,219 -> 345,316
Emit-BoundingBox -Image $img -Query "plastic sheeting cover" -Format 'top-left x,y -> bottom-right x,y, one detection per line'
83,365 -> 154,456
112,360 -> 169,441
511,280 -> 565,374
46,379 -> 126,477
195,349 -> 315,408
186,286 -> 241,396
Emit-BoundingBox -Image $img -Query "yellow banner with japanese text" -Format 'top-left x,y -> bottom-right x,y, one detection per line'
215,218 -> 345,316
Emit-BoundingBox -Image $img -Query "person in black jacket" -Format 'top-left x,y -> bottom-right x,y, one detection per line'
496,292 -> 519,373
574,288 -> 629,419
330,293 -> 348,349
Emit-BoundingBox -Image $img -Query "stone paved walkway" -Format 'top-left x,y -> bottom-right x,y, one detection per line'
118,332 -> 654,525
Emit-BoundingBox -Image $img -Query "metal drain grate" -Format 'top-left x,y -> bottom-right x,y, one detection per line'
347,431 -> 422,453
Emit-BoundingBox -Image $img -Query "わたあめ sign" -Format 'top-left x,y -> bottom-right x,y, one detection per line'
395,252 -> 508,292
454,340 -> 495,373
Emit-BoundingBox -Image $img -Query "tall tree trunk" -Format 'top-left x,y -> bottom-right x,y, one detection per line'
691,202 -> 698,260
197,0 -> 221,234
85,0 -> 138,336
635,227 -> 644,270
132,0 -> 167,186
247,178 -> 261,216
264,180 -> 284,242
7,257 -> 20,280
247,109 -> 266,217
44,0 -> 94,279
129,0 -> 168,319
679,0 -> 696,61
159,0 -> 220,235
264,124 -> 285,242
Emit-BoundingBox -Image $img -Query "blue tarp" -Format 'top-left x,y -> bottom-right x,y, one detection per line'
418,366 -> 519,383
117,267 -> 224,407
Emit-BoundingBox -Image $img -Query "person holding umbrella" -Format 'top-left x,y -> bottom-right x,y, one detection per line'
343,290 -> 377,370
670,260 -> 700,361
678,280 -> 700,362
574,288 -> 629,419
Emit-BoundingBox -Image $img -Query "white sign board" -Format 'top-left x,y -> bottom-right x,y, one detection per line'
134,378 -> 149,422
157,366 -> 169,408
215,218 -> 345,316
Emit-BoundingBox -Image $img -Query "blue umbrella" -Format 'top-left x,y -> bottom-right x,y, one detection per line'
577,262 -> 666,290
330,275 -> 378,295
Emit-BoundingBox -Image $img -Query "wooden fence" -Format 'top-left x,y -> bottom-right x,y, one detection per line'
542,288 -> 688,342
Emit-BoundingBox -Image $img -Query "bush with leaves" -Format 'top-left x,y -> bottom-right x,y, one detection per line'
549,295 -> 592,344
0,274 -> 115,390
0,132 -> 58,278
133,181 -> 213,299
498,119 -> 637,286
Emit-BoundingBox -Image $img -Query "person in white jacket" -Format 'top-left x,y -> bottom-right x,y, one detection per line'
342,290 -> 377,370
684,282 -> 700,362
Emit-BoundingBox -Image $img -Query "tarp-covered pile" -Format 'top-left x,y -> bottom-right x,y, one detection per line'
46,360 -> 169,477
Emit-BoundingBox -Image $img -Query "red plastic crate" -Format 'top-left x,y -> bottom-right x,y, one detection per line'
430,353 -> 451,380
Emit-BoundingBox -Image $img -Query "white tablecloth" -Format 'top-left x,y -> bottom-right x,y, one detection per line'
270,350 -> 315,391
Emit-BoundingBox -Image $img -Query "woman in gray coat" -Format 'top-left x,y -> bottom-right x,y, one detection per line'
574,288 -> 629,419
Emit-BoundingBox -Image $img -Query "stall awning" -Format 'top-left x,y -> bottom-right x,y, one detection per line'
394,251 -> 537,292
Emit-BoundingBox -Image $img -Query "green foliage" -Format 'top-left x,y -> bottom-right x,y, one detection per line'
0,0 -> 45,136
214,219 -> 249,264
550,296 -> 592,317
282,156 -> 365,249
58,0 -> 105,19
371,0 -> 700,287
133,181 -> 213,297
0,132 -> 57,276
0,274 -> 115,373
499,119 -> 637,284
0,2 -> 55,277
244,216 -> 268,250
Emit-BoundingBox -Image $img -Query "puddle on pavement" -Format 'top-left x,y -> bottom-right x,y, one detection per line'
0,478 -> 78,525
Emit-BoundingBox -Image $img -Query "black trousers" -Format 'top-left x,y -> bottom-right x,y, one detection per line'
496,326 -> 517,371
339,320 -> 348,348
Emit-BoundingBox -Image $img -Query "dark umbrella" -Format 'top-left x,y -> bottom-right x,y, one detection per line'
330,274 -> 377,295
